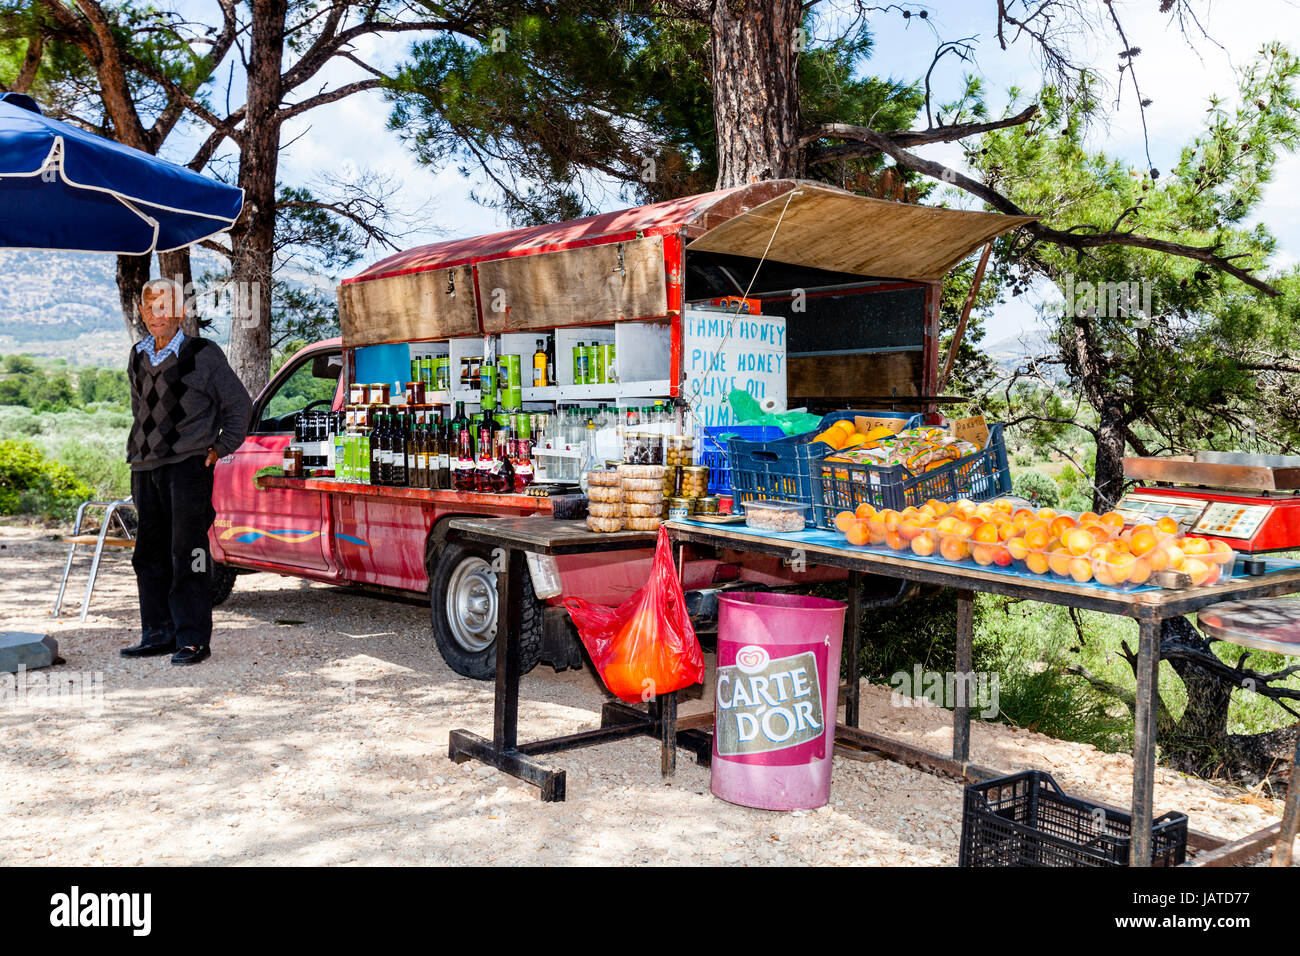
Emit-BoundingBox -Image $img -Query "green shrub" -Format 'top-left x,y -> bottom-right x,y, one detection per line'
1012,469 -> 1059,507
0,439 -> 93,521
52,438 -> 131,501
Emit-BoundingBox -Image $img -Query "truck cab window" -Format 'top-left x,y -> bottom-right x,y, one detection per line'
254,350 -> 342,433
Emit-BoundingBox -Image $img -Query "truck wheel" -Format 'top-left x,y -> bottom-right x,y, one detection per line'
210,561 -> 238,607
429,540 -> 543,680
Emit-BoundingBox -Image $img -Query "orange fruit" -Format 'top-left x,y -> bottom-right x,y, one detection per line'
1099,511 -> 1125,530
1109,552 -> 1136,583
1155,516 -> 1179,535
1209,539 -> 1233,555
972,522 -> 1000,544
1037,508 -> 1058,521
1068,557 -> 1093,583
1182,537 -> 1211,556
855,502 -> 877,520
993,498 -> 1015,514
910,533 -> 936,557
885,530 -> 906,551
1006,537 -> 1030,561
1148,546 -> 1169,572
1079,511 -> 1101,525
998,522 -> 1019,542
1024,526 -> 1050,551
972,543 -> 998,566
876,509 -> 901,531
1025,552 -> 1050,575
835,510 -> 856,533
845,520 -> 870,547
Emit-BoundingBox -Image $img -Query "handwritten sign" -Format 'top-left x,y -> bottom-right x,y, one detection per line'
681,308 -> 786,431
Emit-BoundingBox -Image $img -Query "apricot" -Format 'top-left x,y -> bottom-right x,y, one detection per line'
1129,527 -> 1158,556
1128,556 -> 1152,585
845,520 -> 870,547
1025,552 -> 1050,575
835,511 -> 856,534
1099,511 -> 1125,530
1037,508 -> 1058,521
1050,516 -> 1078,539
993,498 -> 1014,513
910,533 -> 936,557
885,530 -> 906,551
939,536 -> 970,562
973,522 -> 1000,544
1047,548 -> 1073,577
1079,511 -> 1101,525
1006,537 -> 1030,561
1155,516 -> 1179,535
972,543 -> 998,566
1065,529 -> 1096,556
1068,557 -> 1093,583
855,503 -> 877,520
1184,557 -> 1212,586
1183,537 -> 1211,556
1024,526 -> 1050,551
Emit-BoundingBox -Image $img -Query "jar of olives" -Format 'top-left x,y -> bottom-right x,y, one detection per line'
679,465 -> 709,498
665,435 -> 694,467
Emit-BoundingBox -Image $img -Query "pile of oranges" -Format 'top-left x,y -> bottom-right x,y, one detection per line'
810,420 -> 899,452
833,498 -> 1235,588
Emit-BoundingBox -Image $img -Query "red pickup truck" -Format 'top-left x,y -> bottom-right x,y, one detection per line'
205,182 -> 1020,681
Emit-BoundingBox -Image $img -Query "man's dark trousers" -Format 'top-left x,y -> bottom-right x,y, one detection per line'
131,455 -> 216,649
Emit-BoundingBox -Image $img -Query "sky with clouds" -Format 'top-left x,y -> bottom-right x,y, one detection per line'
158,0 -> 1300,342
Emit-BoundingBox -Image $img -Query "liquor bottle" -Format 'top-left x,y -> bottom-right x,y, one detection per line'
453,420 -> 476,491
392,412 -> 408,487
475,417 -> 497,492
437,415 -> 451,490
533,338 -> 548,387
418,420 -> 431,489
367,420 -> 379,485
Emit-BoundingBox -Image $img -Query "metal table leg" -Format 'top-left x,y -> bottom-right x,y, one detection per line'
953,588 -> 975,763
660,691 -> 677,777
1272,730 -> 1300,867
844,571 -> 862,728
1130,616 -> 1163,867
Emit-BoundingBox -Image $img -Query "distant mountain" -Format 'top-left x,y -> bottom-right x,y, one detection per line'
0,249 -> 333,368
983,327 -> 1059,377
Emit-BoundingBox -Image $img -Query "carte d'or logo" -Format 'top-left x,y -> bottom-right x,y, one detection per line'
716,647 -> 824,756
733,645 -> 769,674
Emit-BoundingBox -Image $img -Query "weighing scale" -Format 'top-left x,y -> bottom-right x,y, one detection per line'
1120,452 -> 1300,554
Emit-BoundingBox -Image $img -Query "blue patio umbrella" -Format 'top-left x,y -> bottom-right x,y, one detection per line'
0,92 -> 243,254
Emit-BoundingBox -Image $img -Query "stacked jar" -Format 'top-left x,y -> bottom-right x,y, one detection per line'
585,469 -> 624,532
618,463 -> 665,531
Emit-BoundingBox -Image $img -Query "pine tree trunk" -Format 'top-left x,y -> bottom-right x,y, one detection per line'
224,0 -> 286,396
1092,403 -> 1128,512
117,254 -> 151,343
709,0 -> 804,187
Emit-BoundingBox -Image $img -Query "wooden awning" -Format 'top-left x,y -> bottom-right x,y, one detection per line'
685,184 -> 1034,282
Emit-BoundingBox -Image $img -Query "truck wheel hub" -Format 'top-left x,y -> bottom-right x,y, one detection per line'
446,557 -> 498,653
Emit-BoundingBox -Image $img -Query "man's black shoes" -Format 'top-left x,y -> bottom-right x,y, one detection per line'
171,645 -> 211,666
120,640 -> 176,658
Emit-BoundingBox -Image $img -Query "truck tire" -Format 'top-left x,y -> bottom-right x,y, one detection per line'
429,539 -> 543,680
210,561 -> 238,607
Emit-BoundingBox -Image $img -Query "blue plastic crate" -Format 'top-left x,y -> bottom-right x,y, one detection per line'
810,424 -> 1013,529
700,425 -> 784,495
727,410 -> 922,510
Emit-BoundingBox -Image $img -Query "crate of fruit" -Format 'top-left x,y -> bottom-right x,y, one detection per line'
959,770 -> 1187,867
809,423 -> 1011,530
727,411 -> 921,510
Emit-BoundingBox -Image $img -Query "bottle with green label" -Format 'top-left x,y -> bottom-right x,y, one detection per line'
573,342 -> 588,385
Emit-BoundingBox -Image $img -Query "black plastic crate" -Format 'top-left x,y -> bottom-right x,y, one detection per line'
959,770 -> 1188,867
810,423 -> 1012,529
727,410 -> 920,510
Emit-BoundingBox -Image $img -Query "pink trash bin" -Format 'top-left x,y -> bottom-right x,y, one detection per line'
712,592 -> 847,810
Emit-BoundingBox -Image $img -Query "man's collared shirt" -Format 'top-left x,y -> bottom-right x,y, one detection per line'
135,330 -> 186,367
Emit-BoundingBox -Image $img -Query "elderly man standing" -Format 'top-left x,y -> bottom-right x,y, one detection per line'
120,278 -> 251,665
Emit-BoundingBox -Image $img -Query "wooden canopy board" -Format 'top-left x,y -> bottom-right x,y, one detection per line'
685,186 -> 1035,282
338,262 -> 479,347
477,234 -> 668,333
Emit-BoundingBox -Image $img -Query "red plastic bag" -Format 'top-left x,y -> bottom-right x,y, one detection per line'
563,526 -> 705,702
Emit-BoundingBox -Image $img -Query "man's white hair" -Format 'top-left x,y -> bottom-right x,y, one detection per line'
141,277 -> 185,303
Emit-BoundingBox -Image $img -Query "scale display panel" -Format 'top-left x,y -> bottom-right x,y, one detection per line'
1113,492 -> 1210,531
1191,501 -> 1273,540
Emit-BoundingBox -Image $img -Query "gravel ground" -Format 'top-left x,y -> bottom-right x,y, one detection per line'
1,524 -> 1292,866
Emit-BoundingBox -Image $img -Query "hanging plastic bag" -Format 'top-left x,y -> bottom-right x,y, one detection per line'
563,526 -> 705,702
